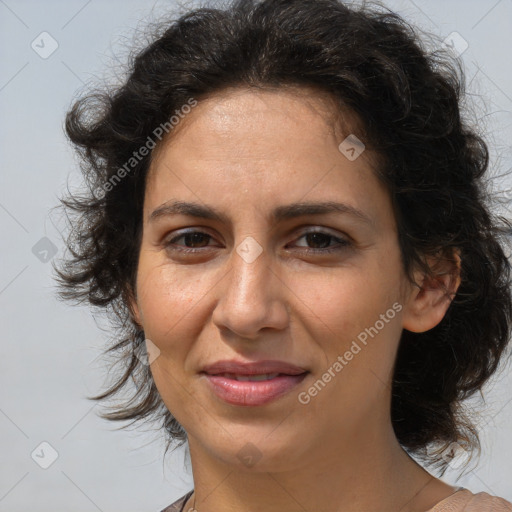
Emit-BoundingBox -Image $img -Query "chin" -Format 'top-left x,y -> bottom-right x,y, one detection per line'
205,427 -> 310,473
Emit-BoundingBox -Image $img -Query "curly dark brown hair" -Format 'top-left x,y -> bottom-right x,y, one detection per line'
54,0 -> 512,475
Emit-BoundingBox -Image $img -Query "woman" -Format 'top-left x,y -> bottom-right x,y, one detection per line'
55,0 -> 512,510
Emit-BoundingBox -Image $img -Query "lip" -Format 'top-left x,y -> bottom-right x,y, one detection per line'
202,373 -> 309,406
201,359 -> 308,376
200,359 -> 309,406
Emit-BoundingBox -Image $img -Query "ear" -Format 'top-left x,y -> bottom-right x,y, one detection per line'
125,287 -> 143,328
402,249 -> 461,333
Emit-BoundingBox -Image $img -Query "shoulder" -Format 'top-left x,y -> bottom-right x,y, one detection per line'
428,488 -> 512,512
160,489 -> 194,512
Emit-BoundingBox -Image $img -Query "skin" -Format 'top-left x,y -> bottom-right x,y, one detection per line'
130,86 -> 461,512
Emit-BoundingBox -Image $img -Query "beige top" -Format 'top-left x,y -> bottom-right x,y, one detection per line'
425,488 -> 512,512
161,488 -> 512,511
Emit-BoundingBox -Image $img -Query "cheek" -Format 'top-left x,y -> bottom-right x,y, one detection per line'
136,259 -> 213,340
291,262 -> 400,335
292,260 -> 403,387
136,263 -> 207,414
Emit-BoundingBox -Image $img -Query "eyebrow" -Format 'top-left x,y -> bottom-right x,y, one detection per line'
149,199 -> 374,226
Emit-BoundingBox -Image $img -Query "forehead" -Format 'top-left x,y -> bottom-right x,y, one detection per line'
148,85 -> 367,170
144,86 -> 390,227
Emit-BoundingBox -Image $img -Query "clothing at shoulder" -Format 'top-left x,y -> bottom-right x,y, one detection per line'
160,488 -> 512,512
426,488 -> 512,512
160,489 -> 194,512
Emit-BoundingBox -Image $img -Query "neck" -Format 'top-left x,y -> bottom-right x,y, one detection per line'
183,418 -> 454,512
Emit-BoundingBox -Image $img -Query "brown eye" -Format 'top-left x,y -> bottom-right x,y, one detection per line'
164,230 -> 217,253
291,229 -> 351,253
301,232 -> 333,249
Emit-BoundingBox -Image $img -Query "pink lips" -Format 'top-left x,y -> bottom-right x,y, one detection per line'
200,359 -> 309,406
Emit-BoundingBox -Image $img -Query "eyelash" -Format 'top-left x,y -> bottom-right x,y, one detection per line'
163,228 -> 351,255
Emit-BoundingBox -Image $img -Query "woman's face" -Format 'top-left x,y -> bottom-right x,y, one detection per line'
131,86 -> 420,470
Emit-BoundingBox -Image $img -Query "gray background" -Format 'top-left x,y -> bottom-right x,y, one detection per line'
1,0 -> 511,510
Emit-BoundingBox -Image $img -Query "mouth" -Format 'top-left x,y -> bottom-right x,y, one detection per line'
200,371 -> 309,406
209,372 -> 289,381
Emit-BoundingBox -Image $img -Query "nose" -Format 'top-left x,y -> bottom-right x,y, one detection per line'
211,237 -> 289,340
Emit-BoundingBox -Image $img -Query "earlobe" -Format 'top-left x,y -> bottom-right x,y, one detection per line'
130,302 -> 142,327
402,249 -> 461,333
126,288 -> 143,328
